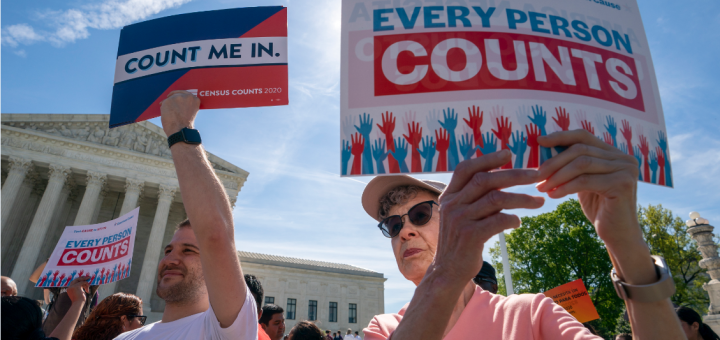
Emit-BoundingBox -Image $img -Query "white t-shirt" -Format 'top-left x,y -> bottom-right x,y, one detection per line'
114,288 -> 258,340
344,334 -> 356,340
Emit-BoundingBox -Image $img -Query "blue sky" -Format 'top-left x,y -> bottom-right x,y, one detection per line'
3,0 -> 720,314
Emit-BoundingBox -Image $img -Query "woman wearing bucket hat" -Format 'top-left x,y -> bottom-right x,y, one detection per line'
360,130 -> 682,340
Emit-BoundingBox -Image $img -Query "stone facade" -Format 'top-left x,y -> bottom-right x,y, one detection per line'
240,251 -> 386,335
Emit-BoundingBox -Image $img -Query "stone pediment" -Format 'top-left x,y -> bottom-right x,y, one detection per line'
1,114 -> 244,176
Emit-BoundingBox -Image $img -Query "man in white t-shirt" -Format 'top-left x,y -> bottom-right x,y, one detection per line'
114,91 -> 257,340
343,329 -> 355,340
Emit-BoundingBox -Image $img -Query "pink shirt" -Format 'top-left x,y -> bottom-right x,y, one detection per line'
364,286 -> 601,340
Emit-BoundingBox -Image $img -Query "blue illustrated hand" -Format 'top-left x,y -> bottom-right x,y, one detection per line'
418,136 -> 436,172
355,113 -> 374,174
479,132 -> 497,155
656,131 -> 672,186
633,145 -> 642,181
619,142 -> 628,155
604,116 -> 618,147
372,138 -> 389,174
439,108 -> 460,170
389,137 -> 410,173
459,133 -> 476,161
341,140 -> 351,175
528,105 -> 547,135
507,131 -> 527,169
649,150 -> 658,184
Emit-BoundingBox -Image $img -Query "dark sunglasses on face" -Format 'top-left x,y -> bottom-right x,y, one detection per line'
378,200 -> 438,238
127,314 -> 147,325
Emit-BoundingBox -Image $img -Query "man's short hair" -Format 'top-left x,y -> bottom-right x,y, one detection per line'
378,185 -> 439,220
259,304 -> 284,326
175,219 -> 192,231
244,274 -> 263,314
290,321 -> 323,340
354,332 -> 359,335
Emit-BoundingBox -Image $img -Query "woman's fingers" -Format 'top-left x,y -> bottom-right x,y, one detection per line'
465,191 -> 544,220
545,171 -> 636,199
451,168 -> 540,204
538,129 -> 613,151
445,150 -> 514,193
537,142 -> 631,182
537,156 -> 633,193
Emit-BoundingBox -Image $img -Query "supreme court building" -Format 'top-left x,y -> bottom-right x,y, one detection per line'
1,113 -> 385,327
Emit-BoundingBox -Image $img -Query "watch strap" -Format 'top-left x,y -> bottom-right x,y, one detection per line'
167,130 -> 185,148
611,255 -> 675,303
167,128 -> 201,148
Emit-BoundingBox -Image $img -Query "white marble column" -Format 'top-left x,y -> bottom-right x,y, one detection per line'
1,157 -> 33,229
91,188 -> 109,224
12,164 -> 71,296
74,171 -> 107,226
135,184 -> 178,308
1,171 -> 38,269
120,178 -> 144,215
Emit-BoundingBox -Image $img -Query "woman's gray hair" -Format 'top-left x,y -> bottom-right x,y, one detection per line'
378,185 -> 439,220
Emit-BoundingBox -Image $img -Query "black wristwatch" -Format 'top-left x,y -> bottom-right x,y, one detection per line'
167,127 -> 202,148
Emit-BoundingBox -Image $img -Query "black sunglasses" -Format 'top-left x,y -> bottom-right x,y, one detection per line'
127,314 -> 147,325
378,200 -> 438,238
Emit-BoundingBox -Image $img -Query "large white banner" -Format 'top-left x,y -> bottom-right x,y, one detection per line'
341,0 -> 672,187
36,208 -> 139,287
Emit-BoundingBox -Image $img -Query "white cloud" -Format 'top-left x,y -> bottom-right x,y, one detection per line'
2,0 -> 191,48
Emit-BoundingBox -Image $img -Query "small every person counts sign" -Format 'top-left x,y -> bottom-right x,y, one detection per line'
543,279 -> 600,323
35,208 -> 139,287
110,6 -> 288,128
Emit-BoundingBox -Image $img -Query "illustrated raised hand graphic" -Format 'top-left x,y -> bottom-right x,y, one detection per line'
68,270 -> 78,284
418,136 -> 436,172
376,111 -> 400,173
435,129 -> 449,172
656,146 -> 666,186
492,116 -> 513,169
390,137 -> 410,173
657,131 -> 671,187
479,132 -> 497,155
525,124 -> 540,169
459,133 -> 477,161
355,113 -> 374,174
439,108 -> 460,170
604,116 -> 618,147
507,131 -> 527,169
649,151 -> 658,184
620,119 -> 633,155
463,105 -> 484,157
350,133 -> 364,175
632,145 -> 642,181
528,105 -> 552,164
553,107 -> 570,131
602,132 -> 614,145
404,122 -> 423,172
372,138 -> 389,174
619,143 -> 628,155
341,140 -> 352,176
580,120 -> 595,135
639,134 -> 650,183
92,268 -> 101,285
58,273 -> 66,286
39,274 -> 48,287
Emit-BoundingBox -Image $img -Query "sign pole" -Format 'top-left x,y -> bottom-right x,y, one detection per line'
499,232 -> 514,295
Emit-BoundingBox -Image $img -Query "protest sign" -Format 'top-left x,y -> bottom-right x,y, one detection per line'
110,6 -> 288,128
35,208 -> 139,288
543,279 -> 600,323
340,0 -> 672,187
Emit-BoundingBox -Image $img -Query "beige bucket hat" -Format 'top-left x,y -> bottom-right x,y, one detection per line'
361,175 -> 447,222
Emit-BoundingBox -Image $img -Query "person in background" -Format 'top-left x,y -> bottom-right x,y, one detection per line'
245,274 -> 271,340
614,334 -> 632,340
325,330 -> 333,340
334,331 -> 343,340
343,328 -> 355,340
288,321 -> 324,340
1,276 -> 90,340
354,331 -> 362,340
1,276 -> 18,297
332,332 -> 337,339
72,292 -> 144,340
472,262 -> 498,294
260,304 -> 286,340
676,306 -> 720,340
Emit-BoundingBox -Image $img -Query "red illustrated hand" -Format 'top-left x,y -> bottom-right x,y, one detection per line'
526,124 -> 540,169
581,120 -> 595,135
492,116 -> 513,169
553,107 -> 570,131
463,105 -> 484,152
435,129 -> 449,172
350,132 -> 364,175
603,132 -> 614,145
621,120 -> 633,155
656,146 -> 666,186
639,134 -> 650,182
377,111 -> 399,173
404,122 -> 423,172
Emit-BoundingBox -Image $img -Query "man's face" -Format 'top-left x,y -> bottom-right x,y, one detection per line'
156,227 -> 207,304
477,280 -> 498,294
389,192 -> 440,285
1,277 -> 17,297
261,312 -> 285,340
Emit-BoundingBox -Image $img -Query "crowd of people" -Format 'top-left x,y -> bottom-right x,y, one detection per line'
0,91 -> 716,340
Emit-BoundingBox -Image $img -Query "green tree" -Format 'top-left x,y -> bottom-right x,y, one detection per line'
489,199 -> 621,337
638,204 -> 709,313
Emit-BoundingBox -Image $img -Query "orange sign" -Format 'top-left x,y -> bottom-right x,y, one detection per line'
543,279 -> 600,323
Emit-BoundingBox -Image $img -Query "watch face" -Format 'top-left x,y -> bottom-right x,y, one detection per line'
182,128 -> 202,144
